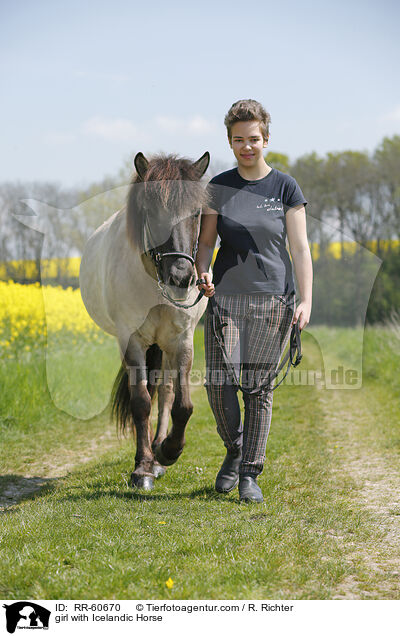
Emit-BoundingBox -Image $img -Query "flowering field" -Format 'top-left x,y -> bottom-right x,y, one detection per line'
0,280 -> 108,359
0,257 -> 81,281
1,239 -> 398,285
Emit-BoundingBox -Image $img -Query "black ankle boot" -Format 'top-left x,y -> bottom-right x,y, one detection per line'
215,448 -> 242,493
239,473 -> 263,503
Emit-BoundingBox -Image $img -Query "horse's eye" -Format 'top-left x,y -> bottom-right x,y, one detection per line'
194,210 -> 201,218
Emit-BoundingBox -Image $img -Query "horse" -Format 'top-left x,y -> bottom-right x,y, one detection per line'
79,151 -> 210,490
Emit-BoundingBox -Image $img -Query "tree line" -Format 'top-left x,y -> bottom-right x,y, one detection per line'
268,136 -> 400,325
1,136 -> 399,325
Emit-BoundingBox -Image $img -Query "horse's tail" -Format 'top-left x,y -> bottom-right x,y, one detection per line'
111,344 -> 163,435
111,365 -> 131,435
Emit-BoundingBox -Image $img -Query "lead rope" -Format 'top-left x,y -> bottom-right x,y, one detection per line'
207,293 -> 302,395
161,279 -> 205,309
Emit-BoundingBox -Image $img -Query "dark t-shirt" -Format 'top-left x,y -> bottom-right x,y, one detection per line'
207,167 -> 307,294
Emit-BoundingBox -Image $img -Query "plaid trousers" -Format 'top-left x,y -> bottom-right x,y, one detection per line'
204,293 -> 294,476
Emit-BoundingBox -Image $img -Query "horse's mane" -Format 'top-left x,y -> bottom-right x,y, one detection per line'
127,153 -> 209,250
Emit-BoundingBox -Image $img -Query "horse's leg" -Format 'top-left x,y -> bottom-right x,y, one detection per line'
152,360 -> 175,470
154,339 -> 193,466
146,344 -> 167,479
124,338 -> 155,490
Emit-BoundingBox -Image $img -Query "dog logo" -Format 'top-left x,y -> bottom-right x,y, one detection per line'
3,602 -> 51,633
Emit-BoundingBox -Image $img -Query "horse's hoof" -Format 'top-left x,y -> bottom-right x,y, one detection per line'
154,441 -> 183,466
152,463 -> 166,479
131,473 -> 154,491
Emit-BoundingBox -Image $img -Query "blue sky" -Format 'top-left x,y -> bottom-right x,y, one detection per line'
1,0 -> 399,187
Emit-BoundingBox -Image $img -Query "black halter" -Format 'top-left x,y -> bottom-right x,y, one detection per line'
142,215 -> 205,309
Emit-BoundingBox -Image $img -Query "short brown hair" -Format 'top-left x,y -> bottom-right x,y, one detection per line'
224,99 -> 271,142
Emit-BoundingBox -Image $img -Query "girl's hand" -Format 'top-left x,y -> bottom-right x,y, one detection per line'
197,272 -> 215,297
292,301 -> 311,331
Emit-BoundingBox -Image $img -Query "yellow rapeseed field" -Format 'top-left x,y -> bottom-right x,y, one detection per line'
0,257 -> 81,281
0,280 -> 106,358
1,240 -> 398,283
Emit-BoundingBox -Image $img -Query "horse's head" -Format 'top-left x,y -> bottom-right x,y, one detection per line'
128,151 -> 210,302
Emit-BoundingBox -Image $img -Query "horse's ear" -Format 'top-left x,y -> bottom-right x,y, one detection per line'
134,152 -> 149,179
193,151 -> 210,178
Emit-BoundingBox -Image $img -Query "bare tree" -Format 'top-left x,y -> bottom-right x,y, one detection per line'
291,152 -> 333,255
374,135 -> 400,243
324,151 -> 371,258
0,181 -> 77,282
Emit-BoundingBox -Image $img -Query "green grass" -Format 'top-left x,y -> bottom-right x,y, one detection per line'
0,326 -> 399,599
0,339 -> 119,474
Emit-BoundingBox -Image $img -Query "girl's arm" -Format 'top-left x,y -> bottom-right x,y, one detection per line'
286,205 -> 313,330
195,207 -> 218,298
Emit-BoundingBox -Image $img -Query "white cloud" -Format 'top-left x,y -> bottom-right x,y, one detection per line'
42,114 -> 216,152
155,115 -> 216,136
380,106 -> 400,123
81,116 -> 138,142
155,115 -> 181,133
187,115 -> 216,134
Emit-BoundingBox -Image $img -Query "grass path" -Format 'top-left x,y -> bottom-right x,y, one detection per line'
315,384 -> 400,598
0,426 -> 119,510
1,327 -> 399,599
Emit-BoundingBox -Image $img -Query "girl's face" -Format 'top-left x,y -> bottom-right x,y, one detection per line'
229,120 -> 268,170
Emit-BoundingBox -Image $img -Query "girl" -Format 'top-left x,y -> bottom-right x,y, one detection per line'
196,99 -> 312,503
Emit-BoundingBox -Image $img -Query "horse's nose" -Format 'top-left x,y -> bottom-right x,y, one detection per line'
167,260 -> 195,289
